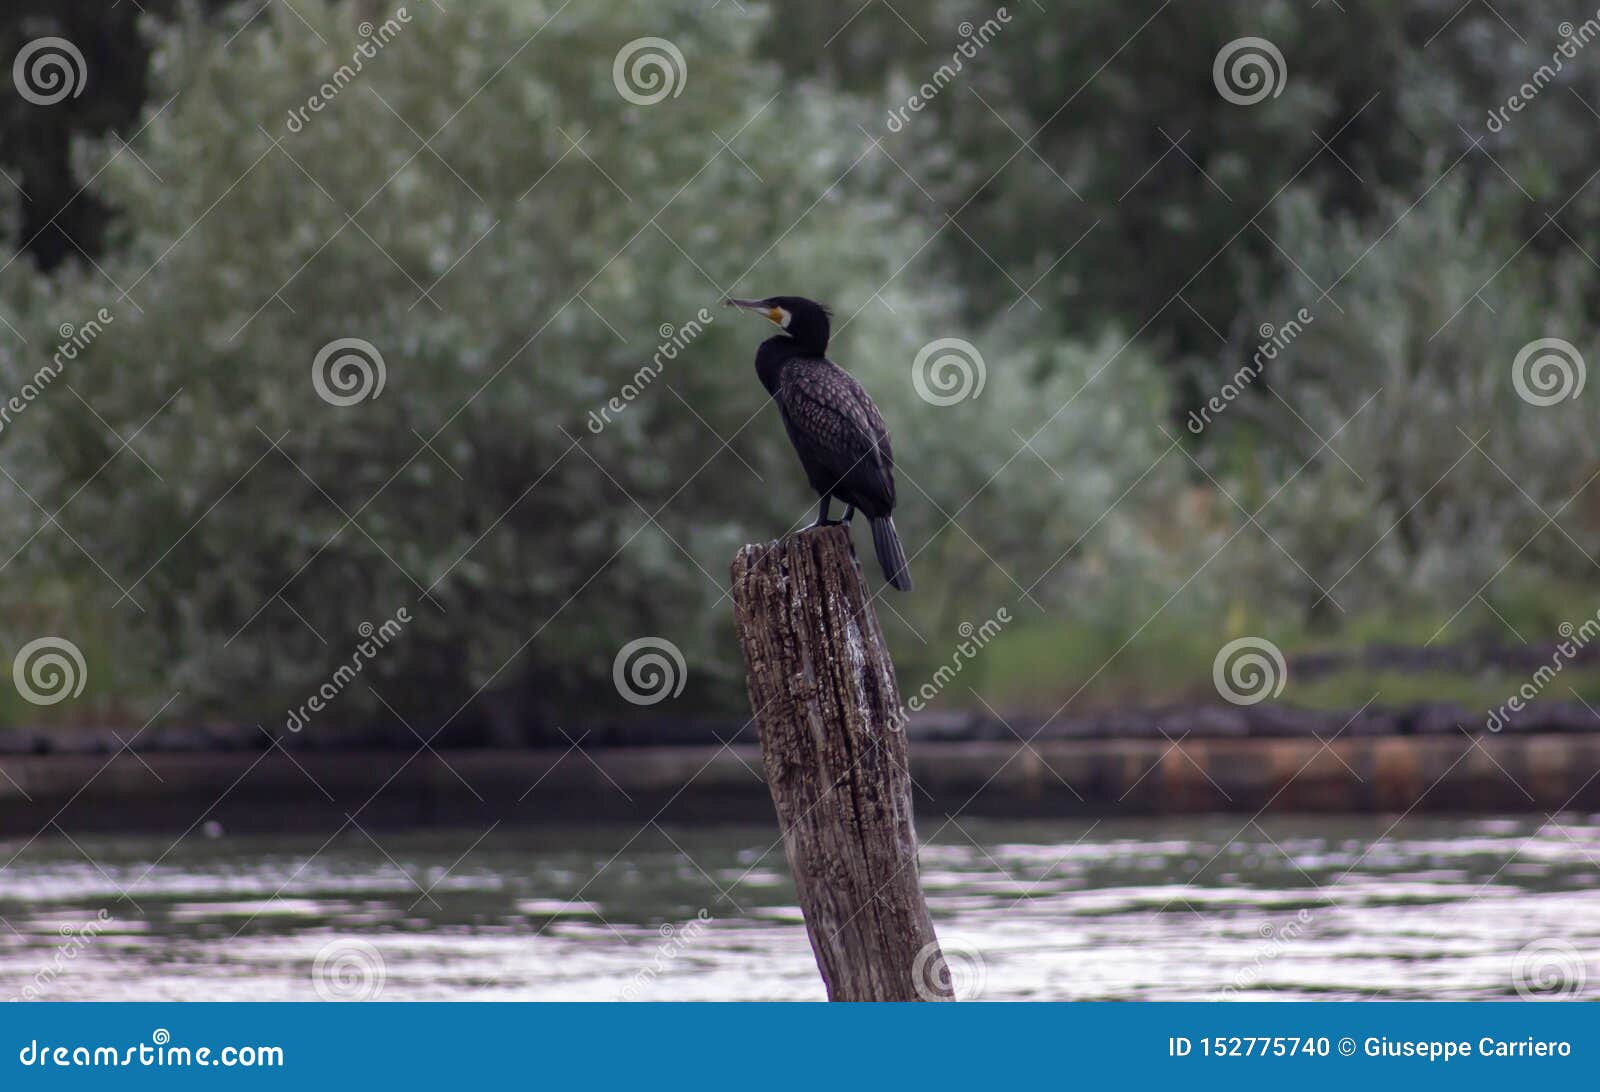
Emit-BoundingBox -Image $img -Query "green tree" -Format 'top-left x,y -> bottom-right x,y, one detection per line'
0,0 -> 1179,737
1213,180 -> 1598,630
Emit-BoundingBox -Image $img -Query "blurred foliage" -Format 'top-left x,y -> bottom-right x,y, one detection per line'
0,0 -> 234,271
1214,179 -> 1599,623
0,1 -> 1181,736
0,0 -> 1597,735
765,0 -> 1600,388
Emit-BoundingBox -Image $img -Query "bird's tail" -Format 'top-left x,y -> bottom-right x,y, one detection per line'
871,516 -> 913,591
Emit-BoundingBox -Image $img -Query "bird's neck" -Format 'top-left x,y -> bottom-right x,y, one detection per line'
755,334 -> 826,394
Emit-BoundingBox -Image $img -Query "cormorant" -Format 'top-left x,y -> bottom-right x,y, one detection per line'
726,295 -> 912,591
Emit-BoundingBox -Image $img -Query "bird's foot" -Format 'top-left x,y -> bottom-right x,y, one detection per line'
809,496 -> 843,529
808,518 -> 846,528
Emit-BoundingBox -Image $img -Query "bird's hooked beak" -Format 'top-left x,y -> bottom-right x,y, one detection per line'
725,297 -> 788,327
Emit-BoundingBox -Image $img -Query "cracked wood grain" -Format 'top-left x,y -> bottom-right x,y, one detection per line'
730,524 -> 950,1001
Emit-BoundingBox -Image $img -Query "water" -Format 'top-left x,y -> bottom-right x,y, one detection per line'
2,815 -> 1596,1001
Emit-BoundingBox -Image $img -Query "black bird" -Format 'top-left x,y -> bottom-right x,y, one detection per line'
726,295 -> 912,591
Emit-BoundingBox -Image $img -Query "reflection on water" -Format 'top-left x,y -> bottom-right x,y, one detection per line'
1,815 -> 1597,1000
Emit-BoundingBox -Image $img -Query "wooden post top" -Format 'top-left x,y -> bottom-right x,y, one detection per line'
731,524 -> 952,1001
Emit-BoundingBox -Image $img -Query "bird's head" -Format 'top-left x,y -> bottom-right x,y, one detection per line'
725,295 -> 830,354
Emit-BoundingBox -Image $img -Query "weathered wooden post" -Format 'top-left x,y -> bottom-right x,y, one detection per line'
730,524 -> 951,1001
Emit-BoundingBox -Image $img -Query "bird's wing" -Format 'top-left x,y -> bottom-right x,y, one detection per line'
780,359 -> 896,508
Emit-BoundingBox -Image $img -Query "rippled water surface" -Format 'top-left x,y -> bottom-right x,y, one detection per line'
2,815 -> 1597,1000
